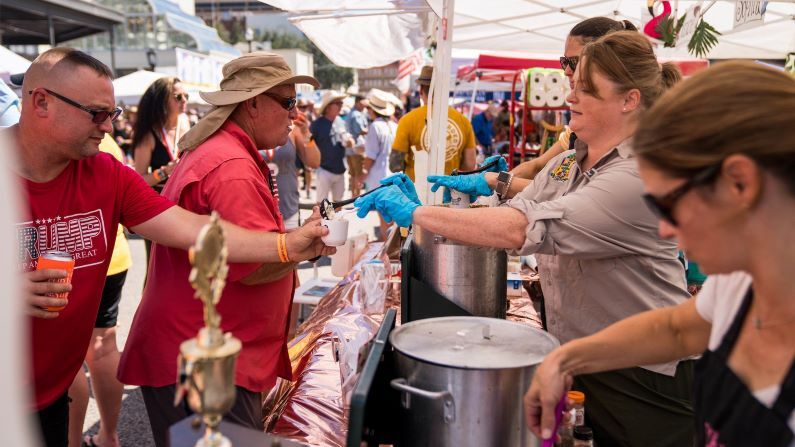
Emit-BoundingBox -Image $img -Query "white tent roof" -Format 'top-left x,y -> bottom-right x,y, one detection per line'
112,70 -> 210,106
262,0 -> 794,67
0,46 -> 32,82
112,70 -> 169,105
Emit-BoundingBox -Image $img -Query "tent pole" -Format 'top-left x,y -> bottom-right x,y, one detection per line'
467,71 -> 479,120
424,0 -> 455,205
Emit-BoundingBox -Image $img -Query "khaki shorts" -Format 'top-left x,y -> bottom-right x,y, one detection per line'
346,154 -> 364,185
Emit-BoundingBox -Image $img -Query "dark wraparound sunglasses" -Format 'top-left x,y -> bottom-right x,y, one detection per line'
642,163 -> 722,226
560,56 -> 579,72
31,88 -> 123,123
263,92 -> 297,111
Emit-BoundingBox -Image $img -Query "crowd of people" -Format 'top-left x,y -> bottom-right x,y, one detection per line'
3,12 -> 794,447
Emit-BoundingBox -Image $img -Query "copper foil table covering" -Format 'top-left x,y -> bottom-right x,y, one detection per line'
262,242 -> 542,446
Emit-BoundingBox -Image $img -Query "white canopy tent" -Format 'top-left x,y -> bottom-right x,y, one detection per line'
113,70 -> 169,105
112,70 -> 210,106
261,0 -> 794,202
263,1 -> 795,68
0,45 -> 32,84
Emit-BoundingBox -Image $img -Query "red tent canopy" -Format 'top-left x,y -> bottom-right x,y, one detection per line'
456,53 -> 709,83
456,53 -> 561,82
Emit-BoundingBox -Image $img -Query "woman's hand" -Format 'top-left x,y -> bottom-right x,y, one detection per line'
163,160 -> 177,176
428,173 -> 492,203
355,185 -> 419,227
523,350 -> 573,441
379,173 -> 421,205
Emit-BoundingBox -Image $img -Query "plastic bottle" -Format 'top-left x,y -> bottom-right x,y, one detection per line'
555,411 -> 574,447
572,426 -> 594,447
567,391 -> 586,427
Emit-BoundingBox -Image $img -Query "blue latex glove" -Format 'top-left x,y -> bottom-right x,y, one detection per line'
428,173 -> 493,203
482,154 -> 508,173
355,185 -> 420,227
379,173 -> 421,205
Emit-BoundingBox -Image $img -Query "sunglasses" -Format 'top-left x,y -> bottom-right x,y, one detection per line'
642,163 -> 722,226
559,56 -> 579,72
173,93 -> 190,102
32,88 -> 123,124
263,92 -> 297,111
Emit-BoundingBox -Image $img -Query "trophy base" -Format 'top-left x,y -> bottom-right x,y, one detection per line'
196,435 -> 232,447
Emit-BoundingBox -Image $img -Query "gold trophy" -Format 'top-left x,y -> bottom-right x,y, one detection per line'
175,212 -> 242,447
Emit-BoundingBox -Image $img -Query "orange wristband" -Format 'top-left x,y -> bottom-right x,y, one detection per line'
277,233 -> 290,263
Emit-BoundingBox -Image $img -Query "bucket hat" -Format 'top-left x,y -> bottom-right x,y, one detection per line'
179,52 -> 319,151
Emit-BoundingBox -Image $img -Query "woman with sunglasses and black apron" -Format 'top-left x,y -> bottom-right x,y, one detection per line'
523,61 -> 795,446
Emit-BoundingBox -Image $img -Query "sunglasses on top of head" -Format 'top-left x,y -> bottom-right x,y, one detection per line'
559,56 -> 579,72
31,88 -> 123,124
641,163 -> 723,226
263,92 -> 298,111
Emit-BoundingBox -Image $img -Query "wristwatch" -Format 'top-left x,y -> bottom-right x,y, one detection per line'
495,171 -> 513,200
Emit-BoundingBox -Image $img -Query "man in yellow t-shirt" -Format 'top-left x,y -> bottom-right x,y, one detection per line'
390,65 -> 477,181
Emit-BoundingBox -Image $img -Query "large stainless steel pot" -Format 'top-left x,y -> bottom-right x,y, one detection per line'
412,225 -> 507,318
389,316 -> 559,447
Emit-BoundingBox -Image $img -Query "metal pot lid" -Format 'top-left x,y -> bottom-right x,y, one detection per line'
390,316 -> 559,369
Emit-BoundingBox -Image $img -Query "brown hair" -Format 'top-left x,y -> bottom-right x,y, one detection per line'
35,47 -> 112,79
569,17 -> 638,43
132,77 -> 182,150
577,31 -> 681,108
634,61 -> 795,194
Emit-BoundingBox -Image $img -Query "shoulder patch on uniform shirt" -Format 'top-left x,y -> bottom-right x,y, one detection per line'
549,153 -> 576,182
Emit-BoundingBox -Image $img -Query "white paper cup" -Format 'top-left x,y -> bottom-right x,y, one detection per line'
449,190 -> 471,209
321,219 -> 349,246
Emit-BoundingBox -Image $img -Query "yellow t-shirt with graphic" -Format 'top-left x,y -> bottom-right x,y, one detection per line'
99,134 -> 133,276
392,105 -> 476,181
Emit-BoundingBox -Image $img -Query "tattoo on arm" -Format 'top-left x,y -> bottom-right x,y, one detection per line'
389,150 -> 407,172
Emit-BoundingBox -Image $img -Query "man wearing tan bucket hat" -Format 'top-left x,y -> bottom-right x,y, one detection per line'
361,89 -> 398,239
389,65 -> 477,181
118,52 -> 327,446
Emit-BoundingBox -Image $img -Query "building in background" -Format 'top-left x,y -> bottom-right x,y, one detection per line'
1,0 -> 123,65
61,0 -> 239,77
357,62 -> 401,97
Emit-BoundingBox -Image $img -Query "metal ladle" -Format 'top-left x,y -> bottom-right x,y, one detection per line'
451,156 -> 502,176
319,184 -> 388,220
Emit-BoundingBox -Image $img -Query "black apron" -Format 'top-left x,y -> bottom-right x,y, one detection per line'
694,286 -> 795,446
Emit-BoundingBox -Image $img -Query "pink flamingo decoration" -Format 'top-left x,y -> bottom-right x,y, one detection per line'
644,0 -> 672,39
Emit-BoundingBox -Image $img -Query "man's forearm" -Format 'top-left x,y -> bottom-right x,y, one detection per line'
240,262 -> 296,285
460,147 -> 476,171
389,150 -> 406,172
133,207 -> 282,264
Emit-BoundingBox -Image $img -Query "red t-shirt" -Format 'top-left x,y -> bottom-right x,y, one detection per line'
18,153 -> 174,410
118,121 -> 294,392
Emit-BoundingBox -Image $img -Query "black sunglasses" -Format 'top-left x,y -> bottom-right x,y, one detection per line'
642,163 -> 722,226
559,56 -> 579,72
263,92 -> 297,111
173,93 -> 190,102
31,88 -> 123,124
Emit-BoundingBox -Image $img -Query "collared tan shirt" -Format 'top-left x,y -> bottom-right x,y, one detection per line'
505,138 -> 690,375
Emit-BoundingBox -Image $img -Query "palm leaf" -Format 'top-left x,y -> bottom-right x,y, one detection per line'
687,19 -> 722,58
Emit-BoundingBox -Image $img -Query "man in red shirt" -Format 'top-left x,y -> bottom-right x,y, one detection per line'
11,48 -> 333,447
118,52 -> 323,446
